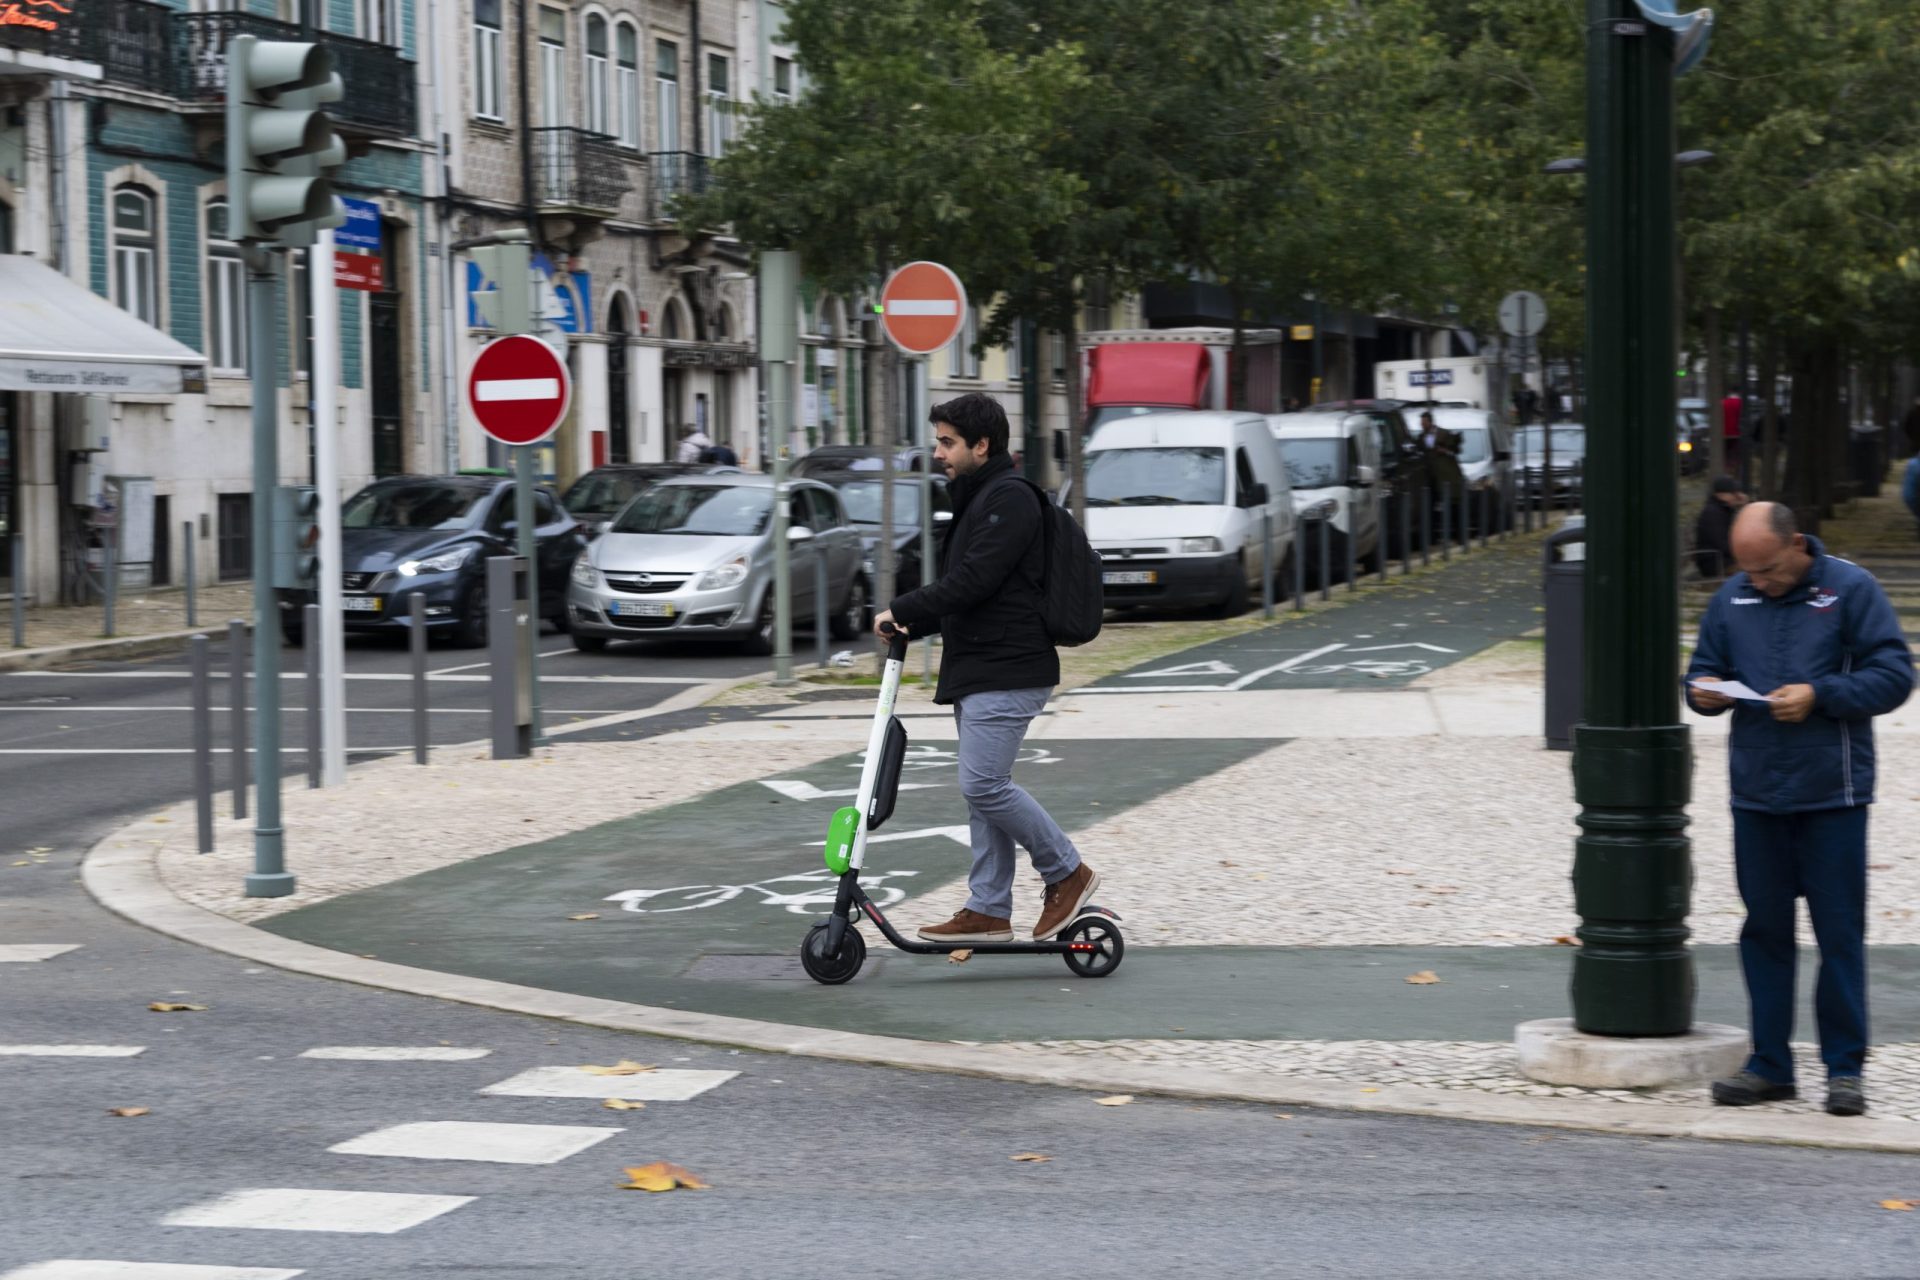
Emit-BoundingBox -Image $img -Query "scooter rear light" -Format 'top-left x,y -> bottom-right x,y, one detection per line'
1068,943 -> 1097,952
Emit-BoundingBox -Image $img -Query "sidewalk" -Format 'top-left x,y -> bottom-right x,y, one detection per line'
1,580 -> 256,671
76,498 -> 1920,1152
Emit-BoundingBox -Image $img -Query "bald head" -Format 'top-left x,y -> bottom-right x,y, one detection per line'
1731,502 -> 1811,596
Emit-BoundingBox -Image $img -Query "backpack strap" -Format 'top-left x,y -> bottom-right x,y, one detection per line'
1017,477 -> 1055,592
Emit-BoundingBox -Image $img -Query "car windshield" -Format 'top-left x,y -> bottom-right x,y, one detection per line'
612,485 -> 770,536
1454,428 -> 1491,464
1279,438 -> 1344,489
1514,427 -> 1587,458
562,471 -> 655,515
834,481 -> 921,525
1084,447 -> 1226,506
342,482 -> 486,530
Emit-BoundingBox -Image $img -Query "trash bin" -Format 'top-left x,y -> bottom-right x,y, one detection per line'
1543,522 -> 1586,751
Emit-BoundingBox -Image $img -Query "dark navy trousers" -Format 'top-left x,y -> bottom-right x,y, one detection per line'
1730,805 -> 1870,1084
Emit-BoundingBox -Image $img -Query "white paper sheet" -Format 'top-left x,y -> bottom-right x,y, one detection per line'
1690,678 -> 1775,703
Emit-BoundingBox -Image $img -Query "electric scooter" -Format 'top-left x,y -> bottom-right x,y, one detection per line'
800,624 -> 1124,985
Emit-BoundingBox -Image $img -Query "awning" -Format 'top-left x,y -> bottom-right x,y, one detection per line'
0,255 -> 206,394
1086,342 -> 1209,409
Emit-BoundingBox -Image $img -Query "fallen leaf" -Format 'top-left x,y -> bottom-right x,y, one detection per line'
947,949 -> 973,964
567,913 -> 600,921
1094,1094 -> 1134,1107
1360,1087 -> 1381,1093
10,861 -> 26,867
1879,1199 -> 1918,1212
620,1162 -> 709,1192
148,1002 -> 207,1012
1405,971 -> 1441,985
581,1060 -> 656,1076
1273,1113 -> 1294,1120
1552,936 -> 1577,946
107,1106 -> 150,1117
602,1099 -> 647,1111
1010,1152 -> 1052,1163
1386,868 -> 1415,876
1219,860 -> 1238,868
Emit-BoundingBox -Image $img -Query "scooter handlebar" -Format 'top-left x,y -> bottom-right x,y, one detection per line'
877,622 -> 911,662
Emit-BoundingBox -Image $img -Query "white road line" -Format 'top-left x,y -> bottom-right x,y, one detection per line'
0,944 -> 81,962
760,779 -> 942,802
8,670 -> 710,685
0,749 -> 400,756
0,1045 -> 145,1057
0,706 -> 505,715
430,646 -> 577,675
329,1121 -> 620,1165
162,1188 -> 475,1234
298,1046 -> 493,1061
480,1066 -> 738,1101
0,1263 -> 305,1280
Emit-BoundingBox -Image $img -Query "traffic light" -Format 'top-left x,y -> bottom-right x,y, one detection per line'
272,485 -> 321,590
471,241 -> 533,334
226,35 -> 347,245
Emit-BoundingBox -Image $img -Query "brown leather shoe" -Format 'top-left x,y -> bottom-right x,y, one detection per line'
917,909 -> 1014,944
1033,863 -> 1100,940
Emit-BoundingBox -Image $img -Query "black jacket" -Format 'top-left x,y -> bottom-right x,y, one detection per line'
1694,497 -> 1735,579
889,453 -> 1058,704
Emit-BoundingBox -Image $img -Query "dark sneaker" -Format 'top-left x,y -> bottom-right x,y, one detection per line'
1710,1069 -> 1798,1106
1827,1076 -> 1867,1117
917,909 -> 1013,944
1033,863 -> 1101,941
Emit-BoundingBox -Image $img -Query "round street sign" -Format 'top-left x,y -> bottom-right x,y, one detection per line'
1499,290 -> 1548,339
879,261 -> 968,355
467,334 -> 571,447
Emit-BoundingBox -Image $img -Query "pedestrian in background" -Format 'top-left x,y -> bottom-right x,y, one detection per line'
1686,502 -> 1914,1117
674,424 -> 713,464
1721,391 -> 1744,474
873,392 -> 1100,945
1692,475 -> 1747,580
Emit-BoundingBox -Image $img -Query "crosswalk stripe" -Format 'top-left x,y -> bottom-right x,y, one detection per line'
0,1045 -> 145,1057
480,1065 -> 738,1101
0,1263 -> 304,1279
0,945 -> 81,962
162,1188 -> 474,1235
298,1046 -> 492,1061
328,1121 -> 620,1165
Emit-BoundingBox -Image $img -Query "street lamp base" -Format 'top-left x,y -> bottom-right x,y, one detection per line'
243,871 -> 297,899
1516,1017 -> 1746,1089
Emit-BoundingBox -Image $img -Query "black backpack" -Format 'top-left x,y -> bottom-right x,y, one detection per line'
1019,479 -> 1104,647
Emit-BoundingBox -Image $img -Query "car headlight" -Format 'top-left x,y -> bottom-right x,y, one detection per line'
696,556 -> 750,591
1678,440 -> 1693,453
1180,537 -> 1222,554
397,544 -> 477,576
570,555 -> 599,588
1300,499 -> 1337,521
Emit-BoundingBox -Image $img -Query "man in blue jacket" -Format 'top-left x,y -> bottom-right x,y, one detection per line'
1687,502 -> 1914,1116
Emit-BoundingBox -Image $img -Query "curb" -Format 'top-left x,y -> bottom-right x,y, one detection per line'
0,624 -> 249,673
82,809 -> 1920,1155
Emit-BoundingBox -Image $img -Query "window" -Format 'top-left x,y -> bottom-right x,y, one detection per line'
111,186 -> 158,326
538,7 -> 566,127
217,493 -> 252,581
655,39 -> 679,152
204,199 -> 246,375
583,15 -> 609,135
705,53 -> 730,157
289,251 -> 312,381
951,305 -> 980,379
614,23 -> 641,148
772,55 -> 793,102
473,0 -> 503,120
358,0 -> 400,46
1234,447 -> 1258,502
1051,331 -> 1066,381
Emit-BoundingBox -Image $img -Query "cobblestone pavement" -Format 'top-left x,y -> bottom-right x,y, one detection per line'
4,581 -> 254,650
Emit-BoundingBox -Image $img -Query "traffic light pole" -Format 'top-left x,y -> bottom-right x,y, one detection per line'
244,244 -> 293,898
312,227 -> 347,786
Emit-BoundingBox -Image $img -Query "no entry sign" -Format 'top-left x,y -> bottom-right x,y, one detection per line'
879,261 -> 967,355
467,335 -> 571,447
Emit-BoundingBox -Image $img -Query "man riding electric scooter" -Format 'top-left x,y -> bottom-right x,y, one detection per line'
871,392 -> 1102,944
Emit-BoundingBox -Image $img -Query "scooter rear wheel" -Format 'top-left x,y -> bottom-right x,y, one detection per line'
801,922 -> 866,985
1060,917 -> 1124,979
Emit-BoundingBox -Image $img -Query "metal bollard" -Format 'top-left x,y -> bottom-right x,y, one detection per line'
9,533 -> 22,648
103,543 -> 117,638
1399,487 -> 1412,575
191,633 -> 213,854
184,520 -> 197,627
410,591 -> 429,766
1377,517 -> 1389,585
227,619 -> 247,819
1345,516 -> 1358,592
488,556 -> 532,759
1261,508 -> 1274,620
1459,485 -> 1471,552
1292,523 -> 1306,612
303,604 -> 320,789
814,555 -> 828,669
1440,489 -> 1452,562
1420,485 -> 1432,567
1479,487 -> 1490,550
1318,518 -> 1331,602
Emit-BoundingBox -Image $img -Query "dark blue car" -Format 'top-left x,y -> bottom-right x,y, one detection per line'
278,475 -> 587,647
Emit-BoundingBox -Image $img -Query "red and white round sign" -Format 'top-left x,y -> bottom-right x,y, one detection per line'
467,335 -> 571,447
879,261 -> 968,355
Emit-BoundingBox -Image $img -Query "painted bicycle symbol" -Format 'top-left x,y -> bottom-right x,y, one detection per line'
1286,658 -> 1433,678
604,868 -> 922,916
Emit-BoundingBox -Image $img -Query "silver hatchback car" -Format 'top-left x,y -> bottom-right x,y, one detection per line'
566,473 -> 868,654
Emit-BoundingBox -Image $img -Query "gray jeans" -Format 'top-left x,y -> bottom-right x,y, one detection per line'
953,686 -> 1082,919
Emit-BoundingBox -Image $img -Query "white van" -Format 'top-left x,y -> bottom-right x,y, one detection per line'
1267,411 -> 1382,577
1070,411 -> 1295,615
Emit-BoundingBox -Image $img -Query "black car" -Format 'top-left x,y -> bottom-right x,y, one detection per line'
1301,404 -> 1460,556
789,445 -> 930,478
560,462 -> 741,534
278,475 -> 588,647
813,472 -> 952,599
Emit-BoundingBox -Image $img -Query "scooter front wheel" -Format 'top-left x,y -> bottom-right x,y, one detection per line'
1061,917 -> 1124,979
801,922 -> 867,985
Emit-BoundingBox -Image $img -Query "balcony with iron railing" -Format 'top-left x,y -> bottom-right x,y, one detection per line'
174,11 -> 416,137
0,0 -> 172,91
532,127 -> 631,216
648,151 -> 710,222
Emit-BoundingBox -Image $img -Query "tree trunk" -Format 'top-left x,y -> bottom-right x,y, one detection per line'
1757,329 -> 1781,500
1062,305 -> 1087,528
1704,305 -> 1725,478
1824,340 -> 1850,512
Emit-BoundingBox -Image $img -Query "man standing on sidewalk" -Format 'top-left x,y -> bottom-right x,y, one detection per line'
1686,502 -> 1913,1116
872,392 -> 1099,944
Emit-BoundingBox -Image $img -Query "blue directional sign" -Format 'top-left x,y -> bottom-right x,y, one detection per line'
336,198 -> 383,253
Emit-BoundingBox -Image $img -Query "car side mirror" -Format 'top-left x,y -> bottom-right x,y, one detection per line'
498,521 -> 517,537
787,525 -> 815,543
1354,465 -> 1376,487
1242,482 -> 1269,508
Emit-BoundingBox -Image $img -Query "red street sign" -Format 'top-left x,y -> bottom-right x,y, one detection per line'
334,250 -> 384,292
467,335 -> 571,447
879,261 -> 967,355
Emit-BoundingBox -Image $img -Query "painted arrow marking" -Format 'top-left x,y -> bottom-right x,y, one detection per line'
1346,642 -> 1458,654
1124,659 -> 1240,679
760,779 -> 942,802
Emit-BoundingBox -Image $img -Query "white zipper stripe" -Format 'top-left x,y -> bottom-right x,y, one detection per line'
1841,650 -> 1855,807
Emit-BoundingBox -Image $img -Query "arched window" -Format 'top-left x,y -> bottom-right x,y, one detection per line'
614,22 -> 641,149
111,185 -> 159,326
204,198 -> 247,375
583,14 -> 609,135
661,299 -> 682,340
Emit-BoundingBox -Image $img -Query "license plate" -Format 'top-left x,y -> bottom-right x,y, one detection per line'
612,600 -> 675,618
342,596 -> 380,612
1102,571 -> 1158,586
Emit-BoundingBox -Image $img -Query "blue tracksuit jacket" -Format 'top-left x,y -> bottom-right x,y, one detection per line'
1684,535 -> 1914,812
